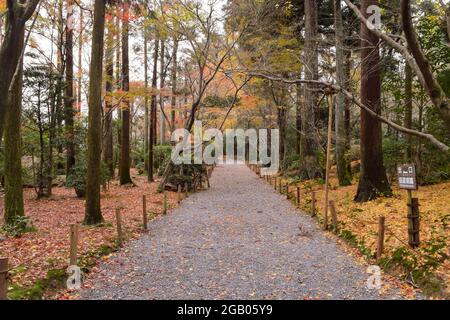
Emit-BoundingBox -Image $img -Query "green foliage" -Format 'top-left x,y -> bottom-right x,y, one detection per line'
437,69 -> 450,98
2,216 -> 36,237
7,269 -> 66,300
66,159 -> 112,198
154,145 -> 173,175
379,235 -> 448,296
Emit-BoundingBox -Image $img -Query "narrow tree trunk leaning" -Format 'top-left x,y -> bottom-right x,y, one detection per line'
4,51 -> 25,227
148,33 -> 159,182
0,0 -> 41,141
119,2 -> 133,185
334,0 -> 352,186
84,0 -> 106,225
354,0 -> 392,202
65,0 -> 76,175
301,0 -> 322,179
103,17 -> 115,177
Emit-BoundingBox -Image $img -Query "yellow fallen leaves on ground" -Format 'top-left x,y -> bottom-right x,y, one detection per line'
279,173 -> 449,298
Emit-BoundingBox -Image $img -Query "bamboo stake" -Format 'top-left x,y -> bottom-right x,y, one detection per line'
0,258 -> 7,300
377,216 -> 386,260
116,208 -> 123,246
69,224 -> 79,266
143,195 -> 148,231
329,200 -> 338,233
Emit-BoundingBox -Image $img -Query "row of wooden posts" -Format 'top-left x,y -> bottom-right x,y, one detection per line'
1,168 -> 213,299
248,164 -> 387,261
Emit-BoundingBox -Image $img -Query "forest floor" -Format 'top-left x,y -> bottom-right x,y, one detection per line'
77,164 -> 410,300
285,167 -> 450,299
0,170 -> 179,300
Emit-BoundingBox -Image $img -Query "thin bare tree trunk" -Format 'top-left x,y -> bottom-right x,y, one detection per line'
103,15 -> 114,177
171,37 -> 179,131
334,0 -> 352,186
65,0 -> 76,174
148,32 -> 159,182
119,2 -> 133,185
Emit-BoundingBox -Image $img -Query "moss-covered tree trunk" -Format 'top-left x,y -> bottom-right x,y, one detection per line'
119,2 -> 133,185
355,0 -> 392,202
4,46 -> 25,226
84,0 -> 106,225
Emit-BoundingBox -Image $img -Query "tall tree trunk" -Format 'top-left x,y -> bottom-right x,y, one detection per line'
77,6 -> 83,111
404,64 -> 413,161
119,2 -> 133,185
103,16 -> 114,177
85,0 -> 106,225
354,0 -> 392,202
301,0 -> 321,179
334,0 -> 352,186
65,0 -> 76,174
171,37 -> 179,131
4,44 -> 25,226
0,0 -> 40,141
159,39 -> 166,145
115,12 -> 121,176
148,32 -> 159,182
296,82 -> 302,156
144,26 -> 149,173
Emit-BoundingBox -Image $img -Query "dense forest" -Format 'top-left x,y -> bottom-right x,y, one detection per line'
0,0 -> 449,300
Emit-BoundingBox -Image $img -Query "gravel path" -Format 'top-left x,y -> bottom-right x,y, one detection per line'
80,164 -> 402,300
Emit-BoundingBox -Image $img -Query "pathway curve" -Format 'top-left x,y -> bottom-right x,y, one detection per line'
80,164 -> 402,300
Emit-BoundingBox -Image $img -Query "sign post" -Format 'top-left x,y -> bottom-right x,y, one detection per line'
397,164 -> 420,248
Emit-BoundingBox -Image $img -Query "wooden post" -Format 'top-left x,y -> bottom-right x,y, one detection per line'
323,94 -> 334,231
0,258 -> 8,300
311,192 -> 316,217
377,216 -> 386,260
278,179 -> 282,193
163,191 -> 168,215
69,224 -> 79,266
285,183 -> 289,199
329,201 -> 338,233
273,178 -> 277,190
177,185 -> 182,204
143,195 -> 148,231
297,186 -> 301,207
206,171 -> 211,189
185,182 -> 189,198
408,196 -> 420,249
116,208 -> 123,246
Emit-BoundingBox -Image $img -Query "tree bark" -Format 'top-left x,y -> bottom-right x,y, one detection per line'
355,0 -> 392,202
4,39 -> 24,226
143,25 -> 149,174
0,0 -> 40,141
171,37 -> 179,131
119,1 -> 133,185
85,0 -> 106,225
103,16 -> 114,177
301,0 -> 321,179
65,0 -> 76,174
334,0 -> 352,186
404,64 -> 413,161
148,32 -> 159,182
159,38 -> 166,144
